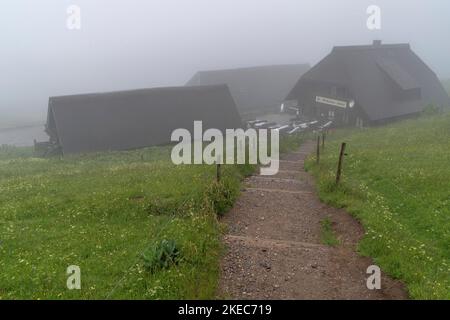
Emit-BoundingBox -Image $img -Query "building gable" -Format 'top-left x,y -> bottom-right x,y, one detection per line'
286,41 -> 450,123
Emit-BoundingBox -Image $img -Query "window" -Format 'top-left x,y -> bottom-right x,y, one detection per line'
328,110 -> 335,119
356,117 -> 364,128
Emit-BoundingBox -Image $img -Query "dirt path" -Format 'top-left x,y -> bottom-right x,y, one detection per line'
219,141 -> 407,300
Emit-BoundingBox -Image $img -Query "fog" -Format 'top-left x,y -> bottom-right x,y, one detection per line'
1,0 -> 449,124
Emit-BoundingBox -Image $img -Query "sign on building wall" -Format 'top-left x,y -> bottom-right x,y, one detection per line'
315,96 -> 348,108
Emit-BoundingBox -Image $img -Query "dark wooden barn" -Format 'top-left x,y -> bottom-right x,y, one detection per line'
285,41 -> 450,127
186,64 -> 310,117
45,85 -> 242,155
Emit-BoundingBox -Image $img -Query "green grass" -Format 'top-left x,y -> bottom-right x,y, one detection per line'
320,218 -> 339,247
306,114 -> 450,299
0,145 -> 255,299
0,134 -> 304,299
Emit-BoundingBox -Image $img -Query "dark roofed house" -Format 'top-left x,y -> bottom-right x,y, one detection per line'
286,41 -> 450,127
46,84 -> 242,155
186,64 -> 310,117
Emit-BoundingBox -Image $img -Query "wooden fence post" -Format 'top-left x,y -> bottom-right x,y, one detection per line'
336,142 -> 346,185
216,163 -> 221,183
316,135 -> 320,164
322,132 -> 326,149
216,153 -> 222,183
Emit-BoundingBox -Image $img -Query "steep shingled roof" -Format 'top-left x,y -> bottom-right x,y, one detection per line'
186,64 -> 310,114
287,42 -> 450,121
46,85 -> 242,155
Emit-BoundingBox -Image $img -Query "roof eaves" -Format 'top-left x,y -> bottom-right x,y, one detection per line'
332,43 -> 410,52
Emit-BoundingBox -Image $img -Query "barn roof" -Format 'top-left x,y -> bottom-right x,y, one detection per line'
287,42 -> 450,121
186,64 -> 310,115
46,85 -> 242,155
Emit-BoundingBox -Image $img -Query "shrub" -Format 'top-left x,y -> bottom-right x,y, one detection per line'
142,239 -> 181,273
206,179 -> 239,216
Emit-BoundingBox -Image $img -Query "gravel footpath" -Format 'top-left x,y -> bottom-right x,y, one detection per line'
218,140 -> 407,300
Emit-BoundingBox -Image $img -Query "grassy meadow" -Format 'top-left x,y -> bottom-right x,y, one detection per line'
306,114 -> 450,299
0,145 -> 254,299
0,134 -> 304,299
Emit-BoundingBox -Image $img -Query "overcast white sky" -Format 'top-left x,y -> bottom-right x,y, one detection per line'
1,0 -> 449,122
